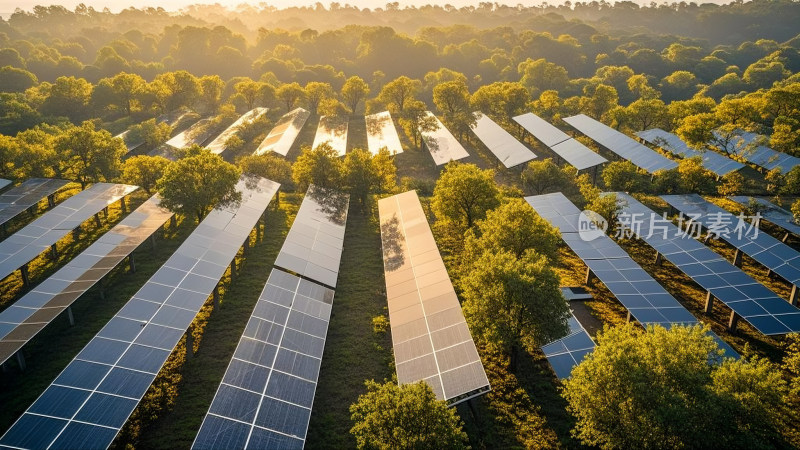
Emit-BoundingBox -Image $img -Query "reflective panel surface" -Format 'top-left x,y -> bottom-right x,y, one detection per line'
419,112 -> 469,166
254,108 -> 310,157
365,111 -> 403,156
312,115 -> 349,156
513,112 -> 607,171
471,112 -> 535,168
637,128 -> 744,177
0,178 -> 70,228
206,108 -> 269,155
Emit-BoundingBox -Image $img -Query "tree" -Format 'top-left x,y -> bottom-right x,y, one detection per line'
342,148 -> 397,212
461,249 -> 569,371
517,58 -> 570,95
521,159 -> 576,195
292,143 -> 344,192
793,200 -> 800,225
198,75 -> 225,112
718,171 -> 746,196
377,76 -> 421,114
238,153 -> 293,202
470,82 -> 529,124
582,84 -> 619,120
433,79 -> 474,140
55,121 -> 126,189
349,380 -> 468,450
622,98 -> 668,131
562,324 -> 786,449
106,72 -> 146,115
276,82 -> 304,112
121,155 -> 170,195
602,160 -> 647,192
677,156 -> 715,194
235,80 -> 270,110
0,66 -> 37,93
398,99 -> 437,149
432,162 -> 500,229
150,70 -> 201,112
126,118 -> 171,151
156,149 -> 242,222
41,76 -> 92,121
341,75 -> 370,114
304,81 -> 334,115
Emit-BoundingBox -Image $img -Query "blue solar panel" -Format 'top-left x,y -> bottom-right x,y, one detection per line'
0,178 -> 70,228
713,130 -> 800,174
192,269 -> 334,450
618,193 -> 800,335
0,176 -> 279,450
730,196 -> 800,237
541,308 -> 595,379
526,192 -> 738,359
637,129 -> 744,177
513,112 -> 607,171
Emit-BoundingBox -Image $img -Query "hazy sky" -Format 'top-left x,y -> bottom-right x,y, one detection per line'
3,0 -> 732,15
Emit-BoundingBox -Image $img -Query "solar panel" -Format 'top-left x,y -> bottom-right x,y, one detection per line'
713,130 -> 800,174
0,178 -> 70,228
115,110 -> 193,154
470,112 -> 536,168
525,192 -> 738,358
0,176 -> 280,450
0,183 -> 138,283
274,185 -> 349,288
617,193 -> 800,335
0,194 -> 174,365
541,293 -> 595,379
420,112 -> 470,166
661,194 -> 800,290
163,117 -> 215,150
312,115 -> 349,157
513,112 -> 607,171
206,108 -> 269,155
563,114 -> 678,173
637,128 -> 744,177
730,196 -> 800,237
365,111 -> 403,156
254,108 -> 310,157
191,268 -> 334,450
0,179 -> 11,190
378,191 -> 490,404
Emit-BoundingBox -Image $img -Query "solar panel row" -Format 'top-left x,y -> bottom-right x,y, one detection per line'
0,183 -> 138,283
470,112 -> 536,168
637,128 -> 744,177
0,194 -> 174,365
206,108 -> 269,155
0,179 -> 11,191
563,114 -> 678,173
540,305 -> 595,379
378,191 -> 490,405
525,192 -> 738,359
512,112 -> 607,171
365,111 -> 404,156
730,196 -> 800,238
617,193 -> 800,335
0,176 -> 279,450
312,115 -> 349,157
0,178 -> 70,229
420,112 -> 470,166
163,117 -> 216,150
255,108 -> 310,157
714,130 -> 800,174
115,109 -> 193,154
274,185 -> 349,289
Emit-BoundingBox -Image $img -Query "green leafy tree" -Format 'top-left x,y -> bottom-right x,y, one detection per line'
432,162 -> 500,229
150,70 -> 201,112
55,121 -> 126,189
0,66 -> 37,93
602,160 -> 648,192
342,148 -> 397,212
470,81 -> 530,124
377,76 -> 421,114
126,119 -> 171,151
156,149 -> 242,222
276,82 -> 304,112
198,75 -> 225,112
521,158 -> 576,195
303,81 -> 334,115
433,79 -> 474,140
350,380 -> 468,450
106,72 -> 146,115
235,80 -> 271,110
238,153 -> 293,202
563,324 -> 786,449
41,76 -> 92,121
121,155 -> 170,195
292,143 -> 343,192
717,171 -> 746,196
341,75 -> 370,114
677,156 -> 715,194
462,249 -> 569,371
518,58 -> 570,95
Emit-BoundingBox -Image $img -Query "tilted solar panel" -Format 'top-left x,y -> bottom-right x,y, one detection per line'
513,112 -> 607,171
378,191 -> 490,405
637,128 -> 744,177
206,108 -> 269,155
470,112 -> 536,168
713,130 -> 800,174
0,183 -> 138,282
0,176 -> 279,450
541,291 -> 595,379
365,111 -> 404,156
0,178 -> 70,228
617,193 -> 800,335
563,114 -> 677,173
254,108 -> 310,157
0,179 -> 11,190
420,112 -> 470,166
0,194 -> 174,365
274,185 -> 349,289
729,196 -> 800,237
312,115 -> 348,157
192,268 -> 334,450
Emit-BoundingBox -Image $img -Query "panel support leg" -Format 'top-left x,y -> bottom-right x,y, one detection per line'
732,249 -> 742,268
767,268 -> 774,278
47,194 -> 55,208
626,311 -> 632,323
654,251 -> 662,266
16,351 -> 26,371
584,267 -> 594,285
72,227 -> 80,240
790,285 -> 799,307
213,285 -> 220,309
704,291 -> 714,314
230,261 -> 237,281
186,327 -> 194,359
20,264 -> 30,288
120,197 -> 127,214
728,311 -> 740,332
66,306 -> 75,326
50,243 -> 58,260
128,254 -> 136,273
243,237 -> 250,257
94,213 -> 101,228
103,206 -> 108,218
782,232 -> 789,243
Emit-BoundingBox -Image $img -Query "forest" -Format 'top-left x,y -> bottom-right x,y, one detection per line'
0,1 -> 800,449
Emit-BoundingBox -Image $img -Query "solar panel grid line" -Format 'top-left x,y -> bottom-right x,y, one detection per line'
191,268 -> 334,449
729,196 -> 800,237
312,115 -> 349,157
616,193 -> 800,336
254,108 -> 310,157
378,191 -> 490,405
562,114 -> 678,173
470,112 -> 536,168
525,192 -> 739,359
0,176 -> 279,450
419,111 -> 470,166
0,178 -> 70,228
636,128 -> 745,177
365,111 -> 404,156
206,108 -> 269,155
0,195 -> 174,365
512,112 -> 607,171
0,183 -> 138,283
